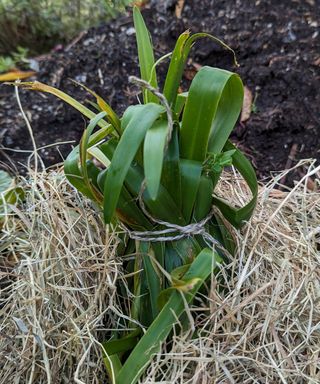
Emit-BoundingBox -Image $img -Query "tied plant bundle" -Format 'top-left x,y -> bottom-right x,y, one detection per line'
14,7 -> 257,384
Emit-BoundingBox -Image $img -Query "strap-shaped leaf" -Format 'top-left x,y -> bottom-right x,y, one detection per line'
12,81 -> 112,131
141,242 -> 161,320
72,81 -> 121,135
79,111 -> 107,202
101,127 -> 184,227
124,161 -> 185,226
115,248 -> 221,384
163,32 -> 237,109
103,103 -> 163,223
143,119 -> 169,200
180,66 -> 242,162
133,6 -> 158,104
161,124 -> 181,209
180,159 -> 202,222
163,31 -> 190,107
208,72 -> 243,154
193,175 -> 213,221
100,174 -> 151,229
64,146 -> 96,201
174,92 -> 188,117
103,329 -> 141,356
212,140 -> 258,228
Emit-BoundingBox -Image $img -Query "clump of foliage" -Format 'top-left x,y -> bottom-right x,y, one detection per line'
0,47 -> 29,73
15,7 -> 257,383
0,0 -> 132,55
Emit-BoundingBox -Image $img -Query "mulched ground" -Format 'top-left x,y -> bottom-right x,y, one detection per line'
0,0 -> 319,183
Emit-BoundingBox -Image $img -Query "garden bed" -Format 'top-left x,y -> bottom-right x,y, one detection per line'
0,0 -> 319,182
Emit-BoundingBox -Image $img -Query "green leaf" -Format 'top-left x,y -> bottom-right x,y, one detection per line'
180,159 -> 202,222
71,80 -> 121,135
174,92 -> 188,117
163,31 -> 238,110
64,146 -> 97,201
141,242 -> 161,320
212,140 -> 258,228
103,103 -> 163,223
163,31 -> 190,107
133,6 -> 158,104
180,66 -> 242,162
208,73 -> 243,154
161,124 -> 181,209
194,175 -> 213,221
124,161 -> 185,225
103,329 -> 141,356
0,170 -> 13,192
0,171 -> 24,222
143,119 -> 169,200
115,248 -> 221,384
79,111 -> 107,203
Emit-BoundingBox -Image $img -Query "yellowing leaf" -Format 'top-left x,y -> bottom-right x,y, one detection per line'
0,70 -> 36,81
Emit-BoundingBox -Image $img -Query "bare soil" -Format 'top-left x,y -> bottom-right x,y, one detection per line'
0,0 -> 319,183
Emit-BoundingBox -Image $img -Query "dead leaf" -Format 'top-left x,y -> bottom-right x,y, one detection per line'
191,62 -> 202,71
175,0 -> 185,19
133,1 -> 147,7
0,70 -> 36,82
313,57 -> 320,66
240,86 -> 253,122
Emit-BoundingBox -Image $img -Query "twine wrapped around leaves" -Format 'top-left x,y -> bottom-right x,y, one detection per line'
124,77 -> 224,251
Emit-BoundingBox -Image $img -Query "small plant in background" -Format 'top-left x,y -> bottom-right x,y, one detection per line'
0,47 -> 29,72
0,0 -> 132,55
14,7 -> 258,383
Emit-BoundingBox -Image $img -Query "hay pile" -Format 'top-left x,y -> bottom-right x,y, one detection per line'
0,161 -> 319,383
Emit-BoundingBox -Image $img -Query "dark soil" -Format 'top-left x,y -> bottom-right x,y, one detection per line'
0,0 -> 319,183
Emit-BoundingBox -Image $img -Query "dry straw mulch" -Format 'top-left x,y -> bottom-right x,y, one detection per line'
0,161 -> 319,384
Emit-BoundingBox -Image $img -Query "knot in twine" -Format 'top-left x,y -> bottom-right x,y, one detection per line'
121,182 -> 222,250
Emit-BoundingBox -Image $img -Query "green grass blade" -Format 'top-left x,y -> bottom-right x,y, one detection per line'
144,119 -> 168,200
133,6 -> 158,104
116,248 -> 221,384
87,124 -> 112,146
103,103 -> 163,223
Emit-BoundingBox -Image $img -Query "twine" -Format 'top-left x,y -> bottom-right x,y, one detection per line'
123,76 -> 223,251
120,182 -> 222,251
128,76 -> 173,149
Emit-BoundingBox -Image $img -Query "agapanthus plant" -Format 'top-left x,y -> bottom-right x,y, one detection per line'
14,7 -> 257,383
